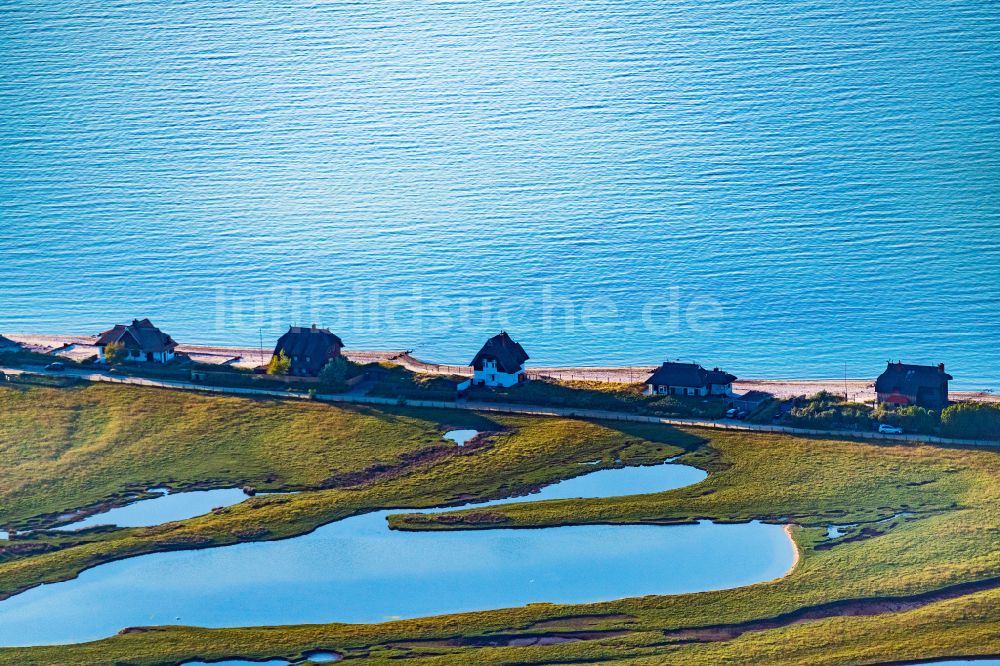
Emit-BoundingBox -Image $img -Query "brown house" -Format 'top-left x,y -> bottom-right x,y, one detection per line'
644,362 -> 736,397
875,361 -> 951,409
271,325 -> 344,376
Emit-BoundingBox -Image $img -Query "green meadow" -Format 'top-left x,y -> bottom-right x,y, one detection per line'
0,382 -> 997,665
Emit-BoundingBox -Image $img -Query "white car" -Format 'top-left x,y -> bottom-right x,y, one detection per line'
878,423 -> 903,435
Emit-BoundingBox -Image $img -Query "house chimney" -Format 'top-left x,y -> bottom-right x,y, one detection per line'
311,323 -> 317,332
938,363 -> 945,373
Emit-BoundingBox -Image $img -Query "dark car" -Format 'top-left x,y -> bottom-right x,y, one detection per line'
44,362 -> 65,372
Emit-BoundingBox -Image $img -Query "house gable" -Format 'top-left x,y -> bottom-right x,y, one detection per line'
470,332 -> 529,375
272,325 -> 344,376
875,361 -> 951,409
645,362 -> 736,393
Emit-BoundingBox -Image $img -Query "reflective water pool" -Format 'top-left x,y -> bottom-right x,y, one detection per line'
55,488 -> 251,531
443,429 -> 478,447
0,462 -> 795,647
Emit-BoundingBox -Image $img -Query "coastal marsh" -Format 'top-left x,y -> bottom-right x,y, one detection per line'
0,382 -> 997,665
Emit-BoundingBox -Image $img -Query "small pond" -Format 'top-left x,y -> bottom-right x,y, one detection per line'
0,462 -> 796,647
443,429 -> 478,446
182,652 -> 341,666
55,488 -> 251,531
183,661 -> 290,666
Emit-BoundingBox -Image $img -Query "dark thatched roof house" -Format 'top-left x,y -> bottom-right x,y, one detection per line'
645,362 -> 736,397
95,318 -> 177,364
875,361 -> 951,409
272,325 -> 344,376
470,331 -> 529,388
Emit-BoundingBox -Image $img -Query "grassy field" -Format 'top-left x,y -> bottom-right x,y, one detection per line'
0,382 -> 688,601
0,382 -> 469,525
0,382 -> 997,665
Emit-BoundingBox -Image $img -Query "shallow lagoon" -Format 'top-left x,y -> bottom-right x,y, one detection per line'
0,462 -> 796,647
55,488 -> 250,531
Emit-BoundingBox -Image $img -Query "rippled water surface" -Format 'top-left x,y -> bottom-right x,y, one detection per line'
2,0 -> 998,387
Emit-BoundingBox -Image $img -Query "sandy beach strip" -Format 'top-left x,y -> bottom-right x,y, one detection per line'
5,333 -> 996,403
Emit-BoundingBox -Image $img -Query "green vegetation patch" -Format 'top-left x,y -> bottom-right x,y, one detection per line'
0,383 -> 687,603
467,378 -> 729,419
0,383 -> 997,665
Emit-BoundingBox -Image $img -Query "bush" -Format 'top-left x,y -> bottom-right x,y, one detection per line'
266,351 -> 290,376
103,342 -> 126,365
786,392 -> 875,431
940,402 -> 1000,440
366,364 -> 464,401
874,405 -> 939,435
317,356 -> 361,392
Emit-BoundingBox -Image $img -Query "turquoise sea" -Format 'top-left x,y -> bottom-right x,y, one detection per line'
2,0 -> 998,388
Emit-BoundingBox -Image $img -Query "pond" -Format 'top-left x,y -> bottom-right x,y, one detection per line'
443,429 -> 478,447
0,462 -> 796,647
182,651 -> 341,666
54,488 -> 251,531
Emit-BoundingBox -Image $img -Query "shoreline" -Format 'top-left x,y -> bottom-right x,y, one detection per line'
782,524 -> 801,578
5,333 -> 997,404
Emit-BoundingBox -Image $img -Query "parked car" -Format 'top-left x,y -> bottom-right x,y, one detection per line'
878,423 -> 903,435
737,410 -> 749,420
44,362 -> 65,372
726,408 -> 738,418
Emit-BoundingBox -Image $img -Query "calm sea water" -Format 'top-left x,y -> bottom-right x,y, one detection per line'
2,0 -> 998,387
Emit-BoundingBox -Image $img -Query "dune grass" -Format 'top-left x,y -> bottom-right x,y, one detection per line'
0,382 -> 997,665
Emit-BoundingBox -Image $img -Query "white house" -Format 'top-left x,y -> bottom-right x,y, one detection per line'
470,331 -> 529,388
95,318 -> 178,364
644,362 -> 736,397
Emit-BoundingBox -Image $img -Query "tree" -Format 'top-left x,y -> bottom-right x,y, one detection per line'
266,350 -> 291,376
103,342 -> 126,365
318,356 -> 354,390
